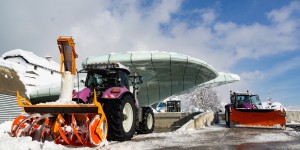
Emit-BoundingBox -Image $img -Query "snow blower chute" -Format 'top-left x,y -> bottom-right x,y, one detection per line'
224,91 -> 286,128
10,36 -> 108,147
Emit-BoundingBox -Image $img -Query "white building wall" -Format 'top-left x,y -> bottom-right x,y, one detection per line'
0,93 -> 22,123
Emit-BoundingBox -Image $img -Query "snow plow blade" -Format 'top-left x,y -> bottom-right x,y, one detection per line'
11,90 -> 108,147
229,109 -> 286,128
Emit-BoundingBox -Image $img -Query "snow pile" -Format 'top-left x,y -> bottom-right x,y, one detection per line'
0,121 -> 88,150
1,119 -> 300,150
0,121 -> 56,150
285,105 -> 300,111
37,100 -> 77,105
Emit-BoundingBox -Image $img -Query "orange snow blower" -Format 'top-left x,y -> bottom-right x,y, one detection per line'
224,91 -> 286,128
10,36 -> 108,147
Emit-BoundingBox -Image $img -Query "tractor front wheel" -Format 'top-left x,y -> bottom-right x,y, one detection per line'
137,107 -> 155,134
225,108 -> 230,127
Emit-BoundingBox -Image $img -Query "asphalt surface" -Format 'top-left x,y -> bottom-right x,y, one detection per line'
105,123 -> 300,150
175,125 -> 300,150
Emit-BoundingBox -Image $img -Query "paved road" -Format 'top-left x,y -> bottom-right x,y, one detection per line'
105,124 -> 300,150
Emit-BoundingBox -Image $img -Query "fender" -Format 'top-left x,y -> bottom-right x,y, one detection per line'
72,88 -> 91,103
101,87 -> 130,99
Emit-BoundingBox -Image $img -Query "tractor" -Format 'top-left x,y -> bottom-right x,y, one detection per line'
74,62 -> 155,141
224,91 -> 286,128
10,36 -> 154,147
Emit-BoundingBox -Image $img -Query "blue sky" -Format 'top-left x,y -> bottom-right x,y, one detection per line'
0,0 -> 299,108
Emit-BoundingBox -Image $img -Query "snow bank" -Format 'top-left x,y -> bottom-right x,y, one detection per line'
1,119 -> 300,150
0,121 -> 92,150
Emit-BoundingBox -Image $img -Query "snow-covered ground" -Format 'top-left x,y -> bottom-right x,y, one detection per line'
1,120 -> 300,150
1,49 -> 300,149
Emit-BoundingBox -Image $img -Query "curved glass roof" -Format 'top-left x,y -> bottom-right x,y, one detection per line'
30,51 -> 240,107
83,51 -> 219,106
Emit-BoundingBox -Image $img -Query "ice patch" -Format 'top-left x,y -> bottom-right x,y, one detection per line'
248,133 -> 295,143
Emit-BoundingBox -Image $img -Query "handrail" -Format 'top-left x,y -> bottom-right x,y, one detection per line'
16,91 -> 32,106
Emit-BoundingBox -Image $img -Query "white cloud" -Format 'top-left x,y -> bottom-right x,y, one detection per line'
267,1 -> 300,23
67,1 -> 300,72
39,1 -> 300,104
1,0 -> 300,105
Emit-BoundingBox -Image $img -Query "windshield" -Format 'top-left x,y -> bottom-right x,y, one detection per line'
86,73 -> 105,88
250,95 -> 262,107
236,94 -> 262,108
85,70 -> 129,89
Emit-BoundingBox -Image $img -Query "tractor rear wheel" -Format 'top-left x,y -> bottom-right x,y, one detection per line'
137,107 -> 155,134
225,108 -> 230,127
106,94 -> 136,141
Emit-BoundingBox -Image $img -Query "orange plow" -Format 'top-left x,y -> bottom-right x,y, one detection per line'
224,91 -> 286,129
11,90 -> 108,147
228,109 -> 286,128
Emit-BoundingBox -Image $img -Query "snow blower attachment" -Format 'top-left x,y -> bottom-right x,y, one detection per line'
224,91 -> 286,129
11,36 -> 108,147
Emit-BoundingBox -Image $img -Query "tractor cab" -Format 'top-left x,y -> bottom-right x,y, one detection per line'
85,68 -> 130,90
73,63 -> 131,103
230,92 -> 263,109
82,63 -> 130,90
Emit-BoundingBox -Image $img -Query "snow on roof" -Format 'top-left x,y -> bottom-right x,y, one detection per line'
0,57 -> 26,73
1,50 -> 62,95
2,49 -> 59,71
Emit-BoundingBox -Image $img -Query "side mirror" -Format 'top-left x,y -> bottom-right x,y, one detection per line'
139,76 -> 143,83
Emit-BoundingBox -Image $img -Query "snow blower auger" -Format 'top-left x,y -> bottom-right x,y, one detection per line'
224,91 -> 286,129
10,36 -> 108,147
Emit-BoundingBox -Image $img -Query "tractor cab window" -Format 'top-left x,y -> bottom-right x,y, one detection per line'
106,71 -> 117,87
250,95 -> 262,108
86,73 -> 104,89
118,71 -> 129,88
237,96 -> 245,105
235,95 -> 263,109
85,69 -> 129,89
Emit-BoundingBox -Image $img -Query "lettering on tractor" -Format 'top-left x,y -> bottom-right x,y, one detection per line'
224,91 -> 286,129
10,36 -> 155,147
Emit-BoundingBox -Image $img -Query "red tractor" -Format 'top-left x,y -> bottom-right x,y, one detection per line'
225,91 -> 286,128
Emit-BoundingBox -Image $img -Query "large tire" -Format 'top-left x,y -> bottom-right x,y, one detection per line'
105,94 -> 137,141
137,107 -> 155,134
225,108 -> 230,127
